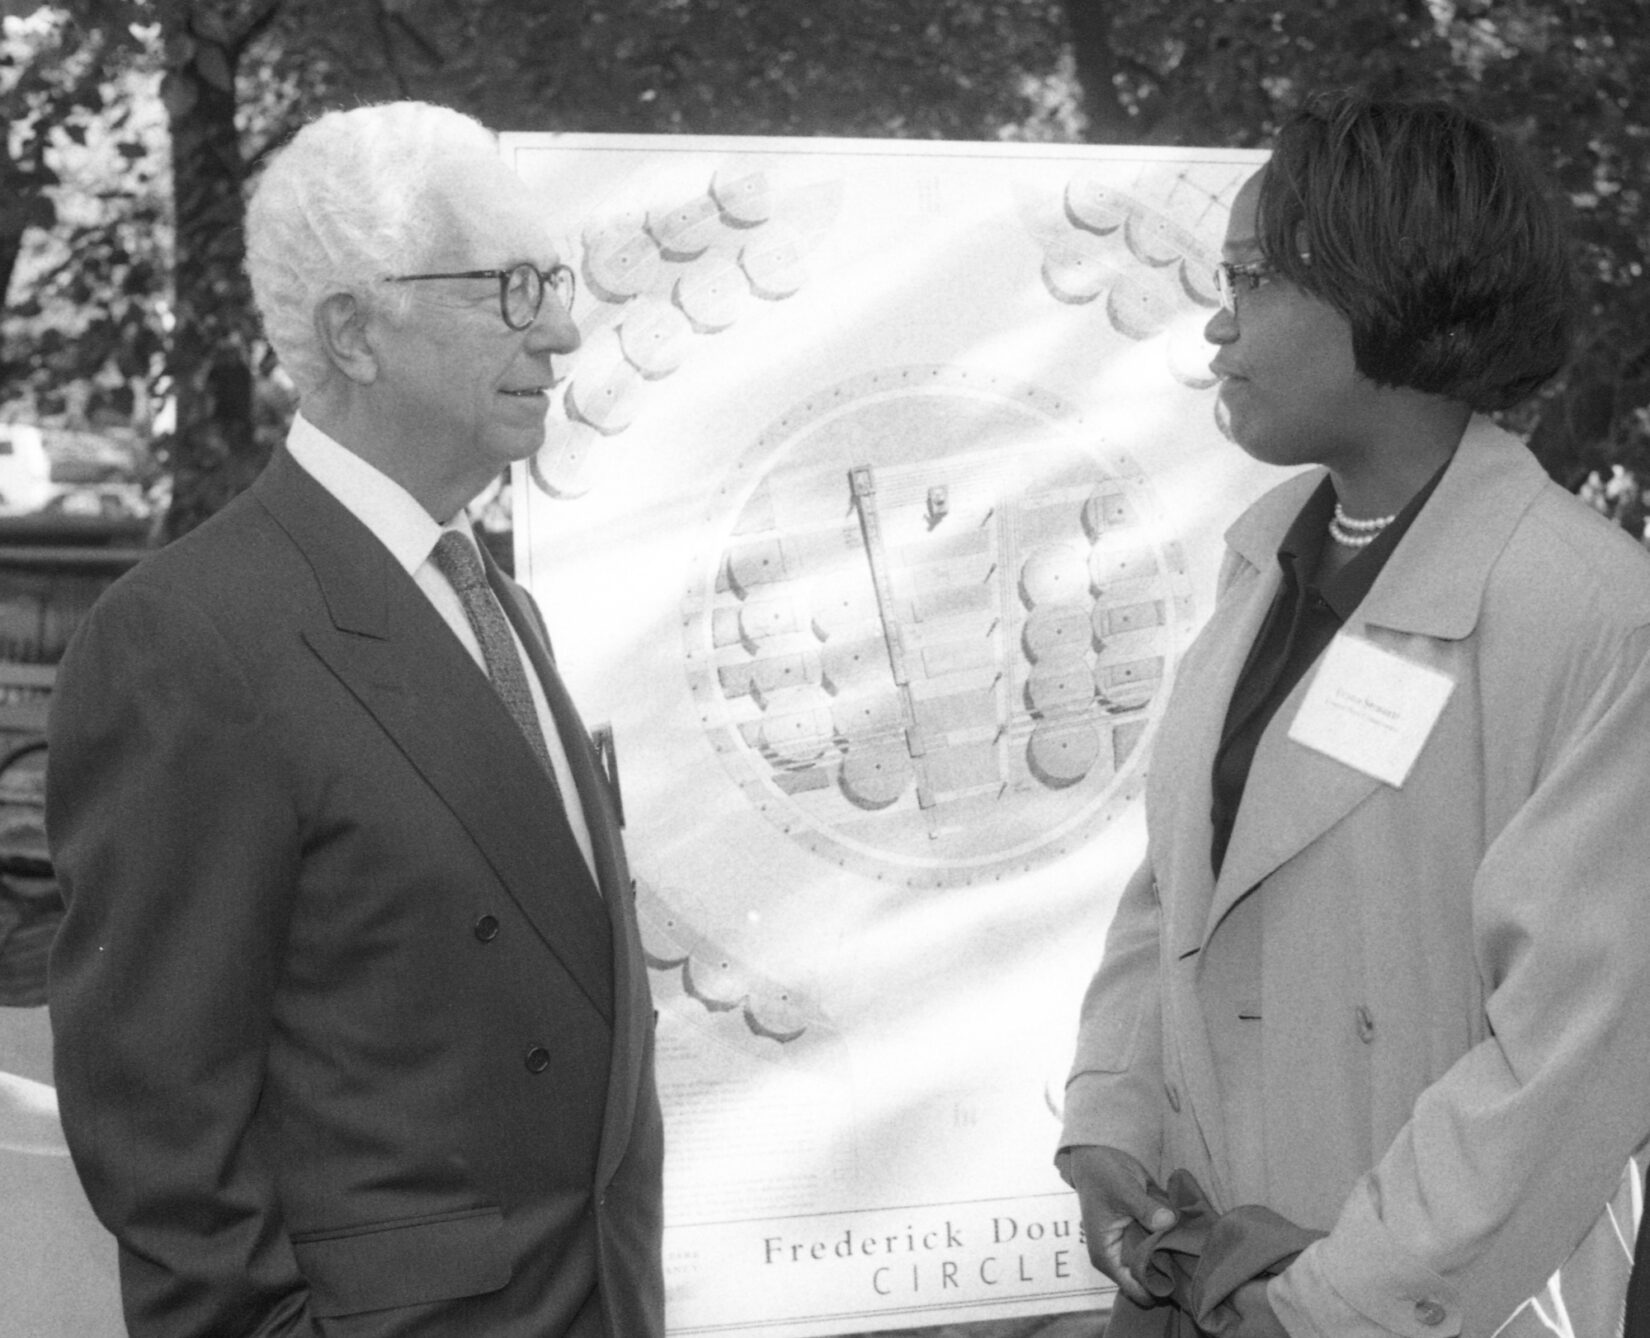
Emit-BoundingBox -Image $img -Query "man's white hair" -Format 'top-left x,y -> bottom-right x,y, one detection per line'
245,101 -> 500,397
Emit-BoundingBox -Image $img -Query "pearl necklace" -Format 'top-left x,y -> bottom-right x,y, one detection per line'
1328,502 -> 1396,549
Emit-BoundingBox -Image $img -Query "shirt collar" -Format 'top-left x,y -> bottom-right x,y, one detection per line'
1275,458 -> 1449,621
284,413 -> 470,575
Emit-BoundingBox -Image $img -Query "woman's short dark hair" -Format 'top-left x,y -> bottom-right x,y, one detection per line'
1257,91 -> 1576,411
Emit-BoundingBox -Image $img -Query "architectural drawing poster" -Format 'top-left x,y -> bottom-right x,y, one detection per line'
509,135 -> 1273,1334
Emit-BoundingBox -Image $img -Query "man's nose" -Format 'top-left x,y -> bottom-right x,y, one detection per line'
527,298 -> 580,356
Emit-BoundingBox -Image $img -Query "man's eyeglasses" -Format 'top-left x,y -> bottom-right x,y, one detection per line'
383,261 -> 576,331
1213,260 -> 1273,314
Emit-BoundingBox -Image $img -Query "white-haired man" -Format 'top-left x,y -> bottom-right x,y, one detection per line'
47,101 -> 664,1337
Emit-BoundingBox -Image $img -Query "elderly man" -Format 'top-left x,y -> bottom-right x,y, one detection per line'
46,101 -> 663,1336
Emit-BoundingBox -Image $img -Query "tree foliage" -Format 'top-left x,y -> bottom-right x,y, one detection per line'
0,8 -> 167,431
1064,0 -> 1650,494
2,0 -> 1075,535
3,0 -> 1650,536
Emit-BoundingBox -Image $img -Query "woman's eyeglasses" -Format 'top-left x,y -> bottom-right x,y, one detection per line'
1213,260 -> 1274,314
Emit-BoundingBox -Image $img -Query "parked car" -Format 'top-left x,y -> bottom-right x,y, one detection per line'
0,426 -> 56,516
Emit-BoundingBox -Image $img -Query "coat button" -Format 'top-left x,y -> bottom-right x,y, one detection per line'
1355,1005 -> 1376,1043
1415,1300 -> 1446,1327
524,1044 -> 551,1073
473,914 -> 500,942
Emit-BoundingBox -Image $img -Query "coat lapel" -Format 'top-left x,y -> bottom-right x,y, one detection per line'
252,451 -> 615,1024
1202,418 -> 1551,944
1146,469 -> 1318,957
1205,686 -> 1385,941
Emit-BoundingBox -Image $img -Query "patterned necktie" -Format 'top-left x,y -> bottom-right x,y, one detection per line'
430,531 -> 560,794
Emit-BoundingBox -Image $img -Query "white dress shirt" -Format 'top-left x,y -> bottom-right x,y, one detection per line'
285,413 -> 596,878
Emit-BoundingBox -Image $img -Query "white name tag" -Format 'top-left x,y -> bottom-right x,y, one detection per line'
1287,633 -> 1454,786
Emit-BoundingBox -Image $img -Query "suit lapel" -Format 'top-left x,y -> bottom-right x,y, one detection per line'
482,541 -> 650,1189
483,553 -> 630,905
253,451 -> 615,1024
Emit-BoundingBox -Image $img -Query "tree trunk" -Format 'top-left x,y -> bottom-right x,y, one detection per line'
0,222 -> 27,391
0,90 -> 62,399
1061,0 -> 1134,143
160,1 -> 269,541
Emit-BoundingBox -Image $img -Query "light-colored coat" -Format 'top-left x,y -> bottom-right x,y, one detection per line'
1064,419 -> 1650,1337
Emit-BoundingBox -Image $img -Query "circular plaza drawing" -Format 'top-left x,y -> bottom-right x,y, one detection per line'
682,364 -> 1194,888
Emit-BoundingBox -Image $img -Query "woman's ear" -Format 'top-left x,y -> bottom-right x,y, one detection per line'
315,291 -> 378,385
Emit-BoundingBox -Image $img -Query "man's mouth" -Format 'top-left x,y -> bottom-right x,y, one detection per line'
500,387 -> 549,399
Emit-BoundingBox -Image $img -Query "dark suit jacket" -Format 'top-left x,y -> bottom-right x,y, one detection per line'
46,448 -> 664,1337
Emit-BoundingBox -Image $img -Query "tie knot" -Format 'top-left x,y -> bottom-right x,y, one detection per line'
431,530 -> 487,594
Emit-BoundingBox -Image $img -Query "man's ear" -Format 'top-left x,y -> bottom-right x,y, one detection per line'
315,291 -> 379,385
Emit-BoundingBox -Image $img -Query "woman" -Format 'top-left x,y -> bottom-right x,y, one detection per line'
1060,93 -> 1650,1337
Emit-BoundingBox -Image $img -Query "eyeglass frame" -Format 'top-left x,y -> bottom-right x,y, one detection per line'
1213,259 -> 1274,314
382,261 -> 576,331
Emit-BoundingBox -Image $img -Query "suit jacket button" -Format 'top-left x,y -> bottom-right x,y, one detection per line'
1415,1300 -> 1446,1327
473,914 -> 500,942
525,1044 -> 551,1073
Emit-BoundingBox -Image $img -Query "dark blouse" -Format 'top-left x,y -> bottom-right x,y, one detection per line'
1208,467 -> 1445,876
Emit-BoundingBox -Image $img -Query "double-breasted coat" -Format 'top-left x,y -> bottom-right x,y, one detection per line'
47,447 -> 664,1336
1064,420 -> 1650,1337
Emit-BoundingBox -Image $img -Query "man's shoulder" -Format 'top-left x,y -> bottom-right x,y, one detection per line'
152,482 -> 281,561
88,481 -> 313,634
